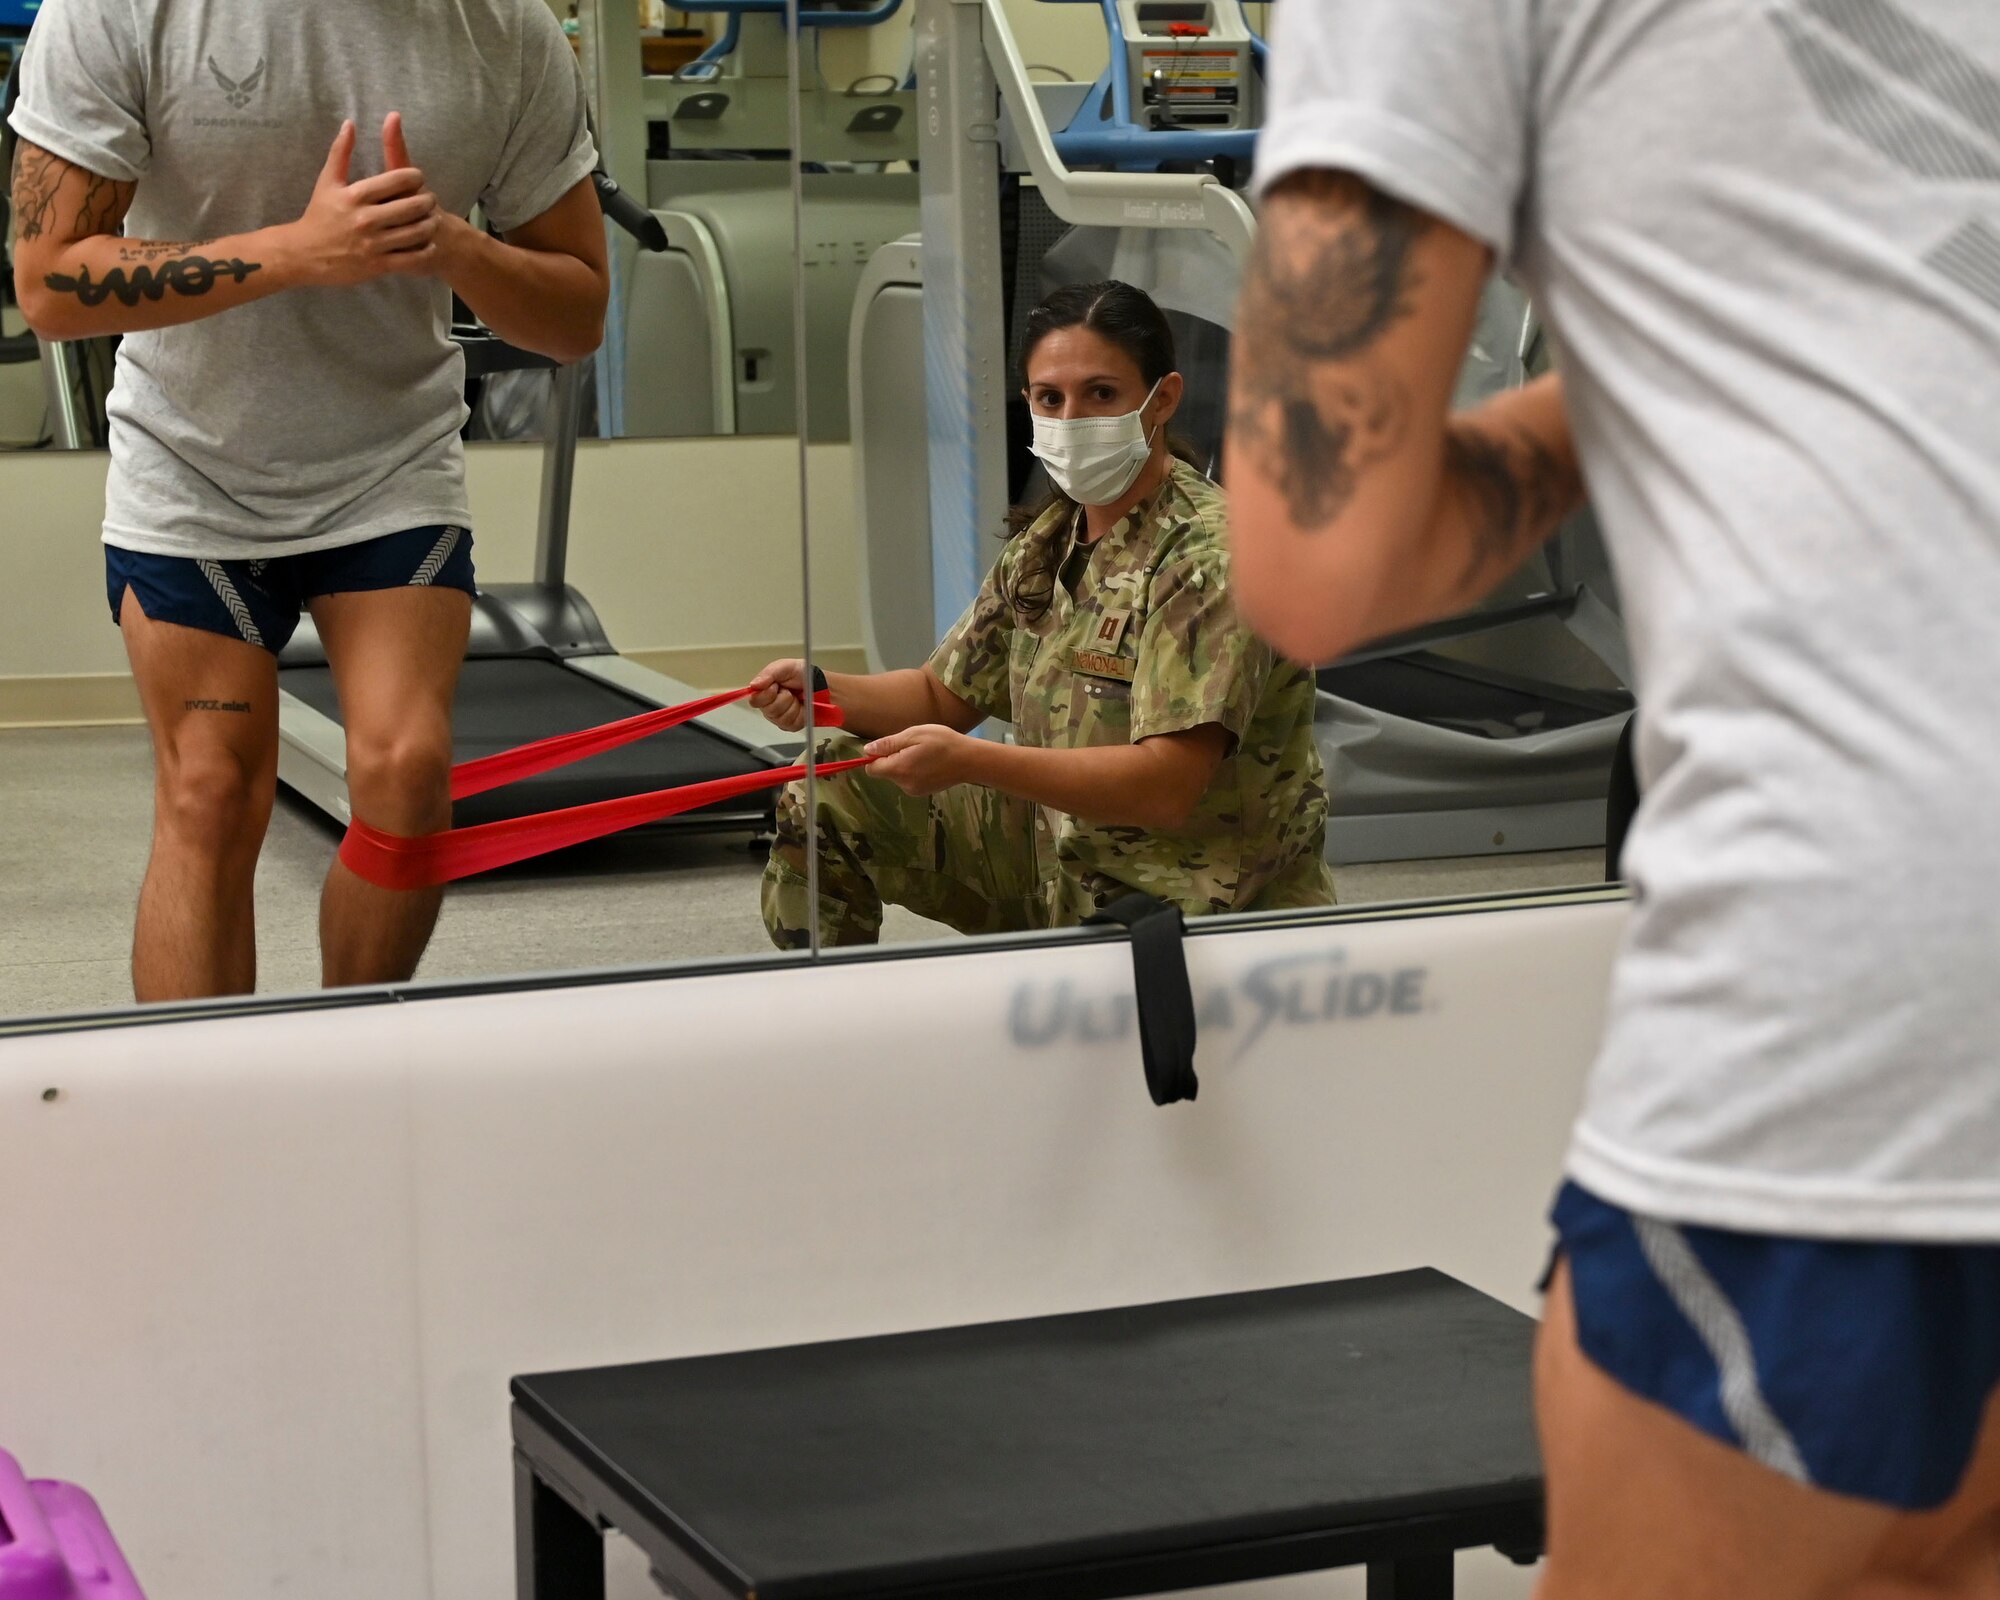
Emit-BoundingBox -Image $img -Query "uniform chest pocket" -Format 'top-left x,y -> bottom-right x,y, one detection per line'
1069,661 -> 1137,746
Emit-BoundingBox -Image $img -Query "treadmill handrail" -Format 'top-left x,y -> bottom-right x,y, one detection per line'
980,0 -> 1255,264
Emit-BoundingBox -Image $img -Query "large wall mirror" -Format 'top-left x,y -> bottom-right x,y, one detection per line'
789,0 -> 1632,956
0,0 -> 818,1021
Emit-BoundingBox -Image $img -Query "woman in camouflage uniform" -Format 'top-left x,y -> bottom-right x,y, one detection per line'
752,281 -> 1335,948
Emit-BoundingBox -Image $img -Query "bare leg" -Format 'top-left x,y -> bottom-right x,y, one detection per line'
119,588 -> 279,1001
312,587 -> 471,987
1536,1260 -> 2000,1600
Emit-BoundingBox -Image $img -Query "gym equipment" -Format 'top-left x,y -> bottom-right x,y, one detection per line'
0,883 -> 1624,1600
275,172 -> 796,836
853,0 -> 1632,862
513,1272 -> 1543,1600
580,0 -> 919,441
336,687 -> 862,889
0,1451 -> 145,1600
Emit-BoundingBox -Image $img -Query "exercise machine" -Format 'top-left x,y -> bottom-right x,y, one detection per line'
275,173 -> 795,834
579,0 -> 920,441
853,0 -> 1632,861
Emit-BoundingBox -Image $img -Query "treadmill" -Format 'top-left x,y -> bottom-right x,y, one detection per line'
275,174 -> 798,835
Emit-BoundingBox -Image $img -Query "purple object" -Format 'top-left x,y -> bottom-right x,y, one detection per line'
0,1452 -> 144,1600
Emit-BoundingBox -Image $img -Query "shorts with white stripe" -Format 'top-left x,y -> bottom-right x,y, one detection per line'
1550,1180 -> 2000,1510
106,525 -> 476,656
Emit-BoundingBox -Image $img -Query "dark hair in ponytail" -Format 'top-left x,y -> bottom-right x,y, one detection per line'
1001,280 -> 1200,625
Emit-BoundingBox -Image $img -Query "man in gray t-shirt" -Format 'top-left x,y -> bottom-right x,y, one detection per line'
8,0 -> 604,1000
1229,0 -> 2000,1592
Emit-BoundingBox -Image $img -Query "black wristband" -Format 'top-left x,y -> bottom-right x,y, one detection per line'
809,664 -> 830,694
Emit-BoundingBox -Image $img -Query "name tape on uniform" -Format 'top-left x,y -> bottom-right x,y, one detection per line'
1073,649 -> 1138,683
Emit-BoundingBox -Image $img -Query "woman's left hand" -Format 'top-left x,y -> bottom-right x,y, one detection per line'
865,725 -> 972,797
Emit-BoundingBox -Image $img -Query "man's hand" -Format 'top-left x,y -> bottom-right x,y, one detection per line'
864,725 -> 972,797
287,115 -> 440,288
749,659 -> 814,733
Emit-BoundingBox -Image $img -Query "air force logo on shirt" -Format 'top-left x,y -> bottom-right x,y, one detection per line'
208,55 -> 266,109
194,54 -> 281,130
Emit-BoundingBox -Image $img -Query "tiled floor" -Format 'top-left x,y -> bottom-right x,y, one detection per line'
0,724 -> 1608,1021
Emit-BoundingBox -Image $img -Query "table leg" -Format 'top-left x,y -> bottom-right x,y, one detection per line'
515,1452 -> 606,1600
1366,1550 -> 1453,1600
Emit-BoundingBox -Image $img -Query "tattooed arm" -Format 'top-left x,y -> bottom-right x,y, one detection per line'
1225,170 -> 1585,664
11,118 -> 439,341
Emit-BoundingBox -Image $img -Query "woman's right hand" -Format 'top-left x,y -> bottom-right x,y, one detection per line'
749,659 -> 813,732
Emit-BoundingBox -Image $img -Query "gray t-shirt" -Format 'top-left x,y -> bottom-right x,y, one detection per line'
9,0 -> 597,557
1259,0 -> 2000,1240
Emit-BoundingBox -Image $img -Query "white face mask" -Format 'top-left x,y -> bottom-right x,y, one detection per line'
1028,379 -> 1165,506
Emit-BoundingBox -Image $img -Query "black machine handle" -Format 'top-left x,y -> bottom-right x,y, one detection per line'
1084,893 -> 1200,1107
592,168 -> 669,253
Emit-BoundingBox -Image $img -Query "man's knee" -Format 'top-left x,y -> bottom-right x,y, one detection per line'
345,726 -> 454,833
155,745 -> 272,860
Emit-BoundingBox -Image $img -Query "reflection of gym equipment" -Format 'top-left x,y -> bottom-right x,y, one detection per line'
276,174 -> 793,835
622,167 -> 918,441
585,0 -> 920,440
853,0 -> 1632,862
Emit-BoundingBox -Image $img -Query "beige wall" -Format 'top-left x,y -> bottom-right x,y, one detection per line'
0,438 -> 865,724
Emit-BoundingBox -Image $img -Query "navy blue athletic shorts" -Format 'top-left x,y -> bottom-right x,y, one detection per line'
105,525 -> 476,656
1552,1180 -> 2000,1510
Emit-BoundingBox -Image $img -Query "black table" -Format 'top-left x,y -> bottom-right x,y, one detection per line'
511,1269 -> 1545,1600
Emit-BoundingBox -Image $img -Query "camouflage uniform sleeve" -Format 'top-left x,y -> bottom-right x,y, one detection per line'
1130,549 -> 1274,744
926,556 -> 1019,725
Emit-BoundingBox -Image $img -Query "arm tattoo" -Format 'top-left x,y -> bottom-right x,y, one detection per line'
10,145 -> 65,242
117,239 -> 214,263
45,254 -> 262,308
10,142 -> 135,242
76,170 -> 134,235
1442,421 -> 1580,586
1231,171 -> 1430,531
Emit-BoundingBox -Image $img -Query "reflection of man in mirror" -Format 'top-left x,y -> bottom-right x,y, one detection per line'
7,0 -> 610,999
751,280 -> 1335,946
1227,2 -> 2000,1596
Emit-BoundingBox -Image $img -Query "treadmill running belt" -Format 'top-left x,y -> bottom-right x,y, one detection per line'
282,658 -> 773,830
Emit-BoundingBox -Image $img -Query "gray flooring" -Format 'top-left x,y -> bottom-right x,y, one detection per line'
0,725 -> 1607,1021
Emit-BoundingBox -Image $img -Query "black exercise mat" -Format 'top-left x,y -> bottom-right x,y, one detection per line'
282,658 -> 771,828
513,1269 -> 1542,1600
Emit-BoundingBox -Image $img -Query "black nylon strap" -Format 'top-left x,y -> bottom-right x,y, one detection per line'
1084,893 -> 1199,1106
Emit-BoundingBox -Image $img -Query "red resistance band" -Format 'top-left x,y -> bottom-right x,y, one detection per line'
339,686 -> 869,890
